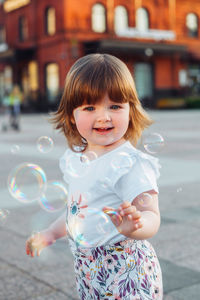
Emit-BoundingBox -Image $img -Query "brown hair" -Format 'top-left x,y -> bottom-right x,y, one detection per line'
51,53 -> 153,151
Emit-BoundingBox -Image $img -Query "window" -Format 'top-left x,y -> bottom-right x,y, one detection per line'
0,25 -> 6,44
134,63 -> 153,100
28,61 -> 39,91
45,63 -> 59,102
91,3 -> 106,33
114,6 -> 128,34
45,7 -> 56,35
136,8 -> 149,31
19,16 -> 28,41
186,13 -> 198,37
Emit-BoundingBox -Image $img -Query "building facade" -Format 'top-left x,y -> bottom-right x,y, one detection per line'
0,0 -> 200,110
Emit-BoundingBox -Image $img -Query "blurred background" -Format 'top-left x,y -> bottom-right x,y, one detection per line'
0,0 -> 200,113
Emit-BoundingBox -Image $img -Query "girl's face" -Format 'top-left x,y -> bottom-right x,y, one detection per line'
72,93 -> 130,153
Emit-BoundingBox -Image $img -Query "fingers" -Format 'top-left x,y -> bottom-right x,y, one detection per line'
103,204 -> 143,231
26,234 -> 43,257
118,203 -> 139,218
103,207 -> 122,227
26,238 -> 35,257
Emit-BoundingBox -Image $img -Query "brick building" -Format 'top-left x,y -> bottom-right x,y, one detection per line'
0,0 -> 200,110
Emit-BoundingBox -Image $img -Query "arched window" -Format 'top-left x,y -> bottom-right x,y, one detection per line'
114,6 -> 128,34
186,13 -> 198,37
91,3 -> 106,33
136,8 -> 149,31
45,7 -> 56,36
19,16 -> 28,41
45,63 -> 59,102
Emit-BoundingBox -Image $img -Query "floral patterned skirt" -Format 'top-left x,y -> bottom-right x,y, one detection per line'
69,239 -> 163,300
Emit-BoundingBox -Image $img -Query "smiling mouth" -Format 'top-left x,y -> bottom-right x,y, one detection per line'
93,127 -> 114,132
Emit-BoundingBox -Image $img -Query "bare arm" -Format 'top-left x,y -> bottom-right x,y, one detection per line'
48,212 -> 67,240
103,190 -> 160,240
128,191 -> 160,240
26,213 -> 67,257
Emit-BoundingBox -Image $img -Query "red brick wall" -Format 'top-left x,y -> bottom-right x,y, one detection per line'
1,0 -> 200,102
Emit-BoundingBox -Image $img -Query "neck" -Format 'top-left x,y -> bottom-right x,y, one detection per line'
84,139 -> 127,158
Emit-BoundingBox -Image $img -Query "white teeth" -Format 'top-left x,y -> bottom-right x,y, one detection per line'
95,127 -> 111,129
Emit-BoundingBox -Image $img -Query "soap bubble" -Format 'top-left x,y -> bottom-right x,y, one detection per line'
0,209 -> 10,226
7,163 -> 47,203
138,193 -> 153,207
65,153 -> 90,178
81,151 -> 98,162
142,133 -> 164,154
70,208 -> 111,248
177,187 -> 182,193
37,136 -> 54,153
111,152 -> 135,172
39,181 -> 68,212
10,145 -> 20,154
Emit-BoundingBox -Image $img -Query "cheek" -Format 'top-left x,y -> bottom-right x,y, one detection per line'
74,112 -> 91,136
121,111 -> 130,129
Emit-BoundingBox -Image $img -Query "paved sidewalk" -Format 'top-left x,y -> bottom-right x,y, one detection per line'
0,110 -> 200,299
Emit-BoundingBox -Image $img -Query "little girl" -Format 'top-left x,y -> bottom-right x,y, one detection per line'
26,53 -> 163,299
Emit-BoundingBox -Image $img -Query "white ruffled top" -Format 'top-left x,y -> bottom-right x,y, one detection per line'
59,141 -> 161,247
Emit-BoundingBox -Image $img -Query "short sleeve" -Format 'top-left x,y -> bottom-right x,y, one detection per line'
113,151 -> 161,203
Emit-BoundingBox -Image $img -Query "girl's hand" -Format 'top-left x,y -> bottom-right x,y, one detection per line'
26,230 -> 55,257
103,201 -> 143,238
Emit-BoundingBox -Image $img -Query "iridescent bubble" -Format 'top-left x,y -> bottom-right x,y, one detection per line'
7,163 -> 47,203
111,152 -> 135,172
37,136 -> 54,153
81,151 -> 98,162
0,209 -> 10,226
138,193 -> 153,207
70,208 -> 111,248
10,145 -> 20,154
39,180 -> 68,212
103,209 -> 119,217
66,153 -> 90,178
143,133 -> 164,154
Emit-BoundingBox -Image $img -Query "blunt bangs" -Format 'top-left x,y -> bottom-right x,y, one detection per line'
65,54 -> 135,115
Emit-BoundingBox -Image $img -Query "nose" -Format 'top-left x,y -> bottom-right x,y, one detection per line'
96,108 -> 111,122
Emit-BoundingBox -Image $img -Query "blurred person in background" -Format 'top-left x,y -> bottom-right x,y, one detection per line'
8,84 -> 23,131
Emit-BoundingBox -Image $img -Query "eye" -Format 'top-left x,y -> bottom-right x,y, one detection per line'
110,104 -> 121,110
84,106 -> 95,111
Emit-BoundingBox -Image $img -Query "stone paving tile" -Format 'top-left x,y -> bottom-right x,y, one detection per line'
153,230 -> 200,262
151,220 -> 199,250
32,291 -> 78,300
165,283 -> 200,300
161,205 -> 200,224
158,182 -> 200,212
160,259 -> 200,295
0,261 -> 21,278
0,273 -> 53,300
163,295 -> 174,300
175,251 -> 200,273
